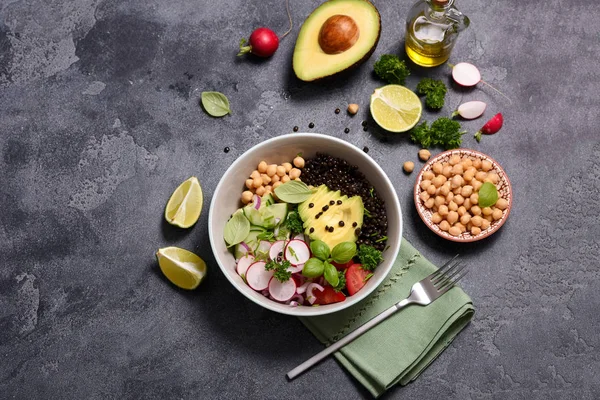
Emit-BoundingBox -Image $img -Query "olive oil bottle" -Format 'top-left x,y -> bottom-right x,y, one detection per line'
405,0 -> 469,67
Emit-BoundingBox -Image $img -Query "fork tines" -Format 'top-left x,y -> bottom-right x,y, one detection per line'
430,255 -> 467,291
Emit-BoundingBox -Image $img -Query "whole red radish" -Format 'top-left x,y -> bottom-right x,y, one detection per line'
238,28 -> 279,58
475,113 -> 503,142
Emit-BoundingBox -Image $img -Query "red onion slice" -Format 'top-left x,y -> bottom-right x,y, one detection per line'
306,283 -> 324,305
253,194 -> 261,210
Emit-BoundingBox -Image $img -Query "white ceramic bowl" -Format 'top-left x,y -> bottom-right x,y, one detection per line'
208,133 -> 402,316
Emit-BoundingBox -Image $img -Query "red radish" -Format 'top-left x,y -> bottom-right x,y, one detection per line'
238,28 -> 279,58
475,113 -> 503,142
286,263 -> 304,274
269,240 -> 286,261
453,101 -> 487,120
293,233 -> 306,242
245,261 -> 273,291
345,263 -> 371,296
306,283 -> 324,305
256,240 -> 272,258
284,240 -> 310,266
236,255 -> 255,277
268,277 -> 297,302
451,62 -> 511,103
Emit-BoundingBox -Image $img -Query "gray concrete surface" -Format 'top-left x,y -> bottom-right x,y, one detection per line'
1,0 -> 599,398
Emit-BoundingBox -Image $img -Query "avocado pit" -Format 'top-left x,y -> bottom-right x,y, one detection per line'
318,15 -> 360,54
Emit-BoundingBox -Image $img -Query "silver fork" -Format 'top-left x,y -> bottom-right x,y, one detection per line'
286,255 -> 467,380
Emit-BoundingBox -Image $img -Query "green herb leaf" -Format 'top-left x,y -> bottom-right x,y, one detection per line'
333,270 -> 346,292
274,180 -> 312,204
410,117 -> 465,150
310,240 -> 330,261
223,211 -> 250,246
478,182 -> 499,208
357,244 -> 383,271
302,258 -> 324,278
257,231 -> 275,242
323,261 -> 339,287
201,91 -> 231,117
373,54 -> 410,85
285,211 -> 304,235
416,78 -> 447,110
265,259 -> 292,282
331,242 -> 357,264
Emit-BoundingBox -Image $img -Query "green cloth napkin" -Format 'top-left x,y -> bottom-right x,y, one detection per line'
299,239 -> 474,398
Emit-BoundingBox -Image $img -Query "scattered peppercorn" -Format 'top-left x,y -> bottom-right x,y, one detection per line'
363,126 -> 368,131
322,205 -> 329,211
335,108 -> 340,114
309,203 -> 314,208
344,128 -> 350,134
363,146 -> 369,153
361,120 -> 368,127
339,221 -> 345,227
336,200 -> 342,205
315,213 -> 321,219
309,227 -> 314,233
308,122 -> 315,128
224,147 -> 230,153
329,200 -> 335,205
329,226 -> 334,232
293,126 -> 299,132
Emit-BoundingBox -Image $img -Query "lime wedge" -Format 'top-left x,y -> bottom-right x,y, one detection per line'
165,177 -> 203,228
370,85 -> 422,132
156,247 -> 207,290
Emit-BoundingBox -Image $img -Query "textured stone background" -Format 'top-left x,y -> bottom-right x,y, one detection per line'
1,0 -> 599,398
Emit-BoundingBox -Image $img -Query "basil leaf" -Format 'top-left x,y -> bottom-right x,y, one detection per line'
201,91 -> 231,117
331,242 -> 357,264
324,261 -> 339,287
302,258 -> 324,278
223,211 -> 250,246
478,182 -> 499,208
310,240 -> 330,261
274,181 -> 312,204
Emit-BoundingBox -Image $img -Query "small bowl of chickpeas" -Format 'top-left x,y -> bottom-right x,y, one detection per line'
414,149 -> 512,242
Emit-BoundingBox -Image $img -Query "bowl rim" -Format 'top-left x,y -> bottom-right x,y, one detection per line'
208,133 -> 402,316
413,148 -> 512,243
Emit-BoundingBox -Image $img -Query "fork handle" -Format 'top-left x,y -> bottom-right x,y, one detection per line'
287,299 -> 411,380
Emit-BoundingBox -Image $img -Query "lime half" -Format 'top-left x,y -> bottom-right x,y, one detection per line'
156,247 -> 207,290
165,177 -> 203,228
370,85 -> 422,133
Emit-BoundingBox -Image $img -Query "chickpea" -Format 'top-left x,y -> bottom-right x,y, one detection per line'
453,187 -> 462,195
482,207 -> 493,216
448,201 -> 458,212
455,222 -> 467,233
449,154 -> 461,166
255,186 -> 266,196
460,213 -> 471,225
457,206 -> 467,216
420,180 -> 431,190
484,214 -> 493,222
432,175 -> 445,188
431,213 -> 443,223
264,185 -> 273,193
471,226 -> 481,236
282,162 -> 293,172
462,158 -> 473,168
438,204 -> 449,216
481,219 -> 491,230
272,181 -> 282,189
442,165 -> 453,178
403,161 -> 415,173
252,177 -> 263,188
449,226 -> 461,236
289,168 -> 301,179
439,220 -> 451,231
447,210 -> 459,224
471,205 -> 482,216
491,208 -> 503,220
250,170 -> 261,179
451,175 -> 463,189
271,174 -> 280,183
425,198 -> 435,208
470,193 -> 479,205
463,198 -> 472,209
294,177 -> 302,181
440,182 -> 451,196
276,166 -> 286,177
281,175 -> 290,183
245,178 -> 254,190
472,179 -> 483,191
258,161 -> 268,173
293,156 -> 305,168
423,171 -> 435,181
432,162 -> 443,174
261,174 -> 271,185
496,198 -> 509,210
419,191 -> 430,202
266,164 -> 277,177
451,164 -> 464,175
460,185 -> 473,198
467,221 -> 473,231
454,194 -> 465,205
434,195 -> 446,207
471,215 -> 483,227
472,158 -> 482,169
463,171 -> 474,182
241,191 -> 253,204
427,184 -> 437,195
481,160 -> 493,172
485,172 -> 499,184
419,149 -> 431,161
475,171 -> 487,182
446,192 -> 454,203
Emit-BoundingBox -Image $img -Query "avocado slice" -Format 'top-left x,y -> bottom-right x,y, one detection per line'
293,0 -> 381,82
298,185 -> 364,249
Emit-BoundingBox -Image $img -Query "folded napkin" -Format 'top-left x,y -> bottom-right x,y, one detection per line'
299,239 -> 474,398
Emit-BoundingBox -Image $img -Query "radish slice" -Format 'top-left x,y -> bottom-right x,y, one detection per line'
268,277 -> 297,302
236,255 -> 255,277
246,261 -> 273,291
284,240 -> 310,266
287,263 -> 303,274
454,101 -> 487,120
256,240 -> 271,257
296,281 -> 311,294
452,62 -> 481,87
252,194 -> 261,210
269,240 -> 286,261
306,283 -> 324,305
293,233 -> 306,242
289,301 -> 300,307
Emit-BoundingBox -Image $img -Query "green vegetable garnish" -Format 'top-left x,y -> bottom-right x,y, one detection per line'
302,258 -> 324,278
331,242 -> 357,264
310,240 -> 331,261
223,211 -> 250,246
285,211 -> 304,235
357,244 -> 383,271
201,91 -> 231,117
478,182 -> 499,208
373,54 -> 410,85
416,78 -> 447,109
265,259 -> 292,282
274,180 -> 312,203
410,117 -> 466,150
333,270 -> 347,292
323,261 -> 339,287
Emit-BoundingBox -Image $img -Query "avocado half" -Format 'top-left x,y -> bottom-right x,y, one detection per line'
293,0 -> 381,82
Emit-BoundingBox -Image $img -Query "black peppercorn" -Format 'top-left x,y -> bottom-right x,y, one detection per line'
308,122 -> 315,128
308,203 -> 314,208
363,126 -> 368,131
337,200 -> 342,205
344,128 -> 350,134
309,227 -> 314,233
293,126 -> 299,132
329,227 -> 334,232
335,108 -> 340,114
329,200 -> 335,205
363,146 -> 369,153
224,147 -> 230,153
339,221 -> 345,227
322,205 -> 329,211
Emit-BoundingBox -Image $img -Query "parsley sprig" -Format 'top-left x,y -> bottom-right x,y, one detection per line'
265,259 -> 292,282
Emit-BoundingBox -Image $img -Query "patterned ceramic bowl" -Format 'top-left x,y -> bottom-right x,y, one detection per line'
414,149 -> 512,242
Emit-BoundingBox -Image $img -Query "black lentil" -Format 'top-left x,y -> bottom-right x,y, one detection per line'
224,147 -> 230,153
344,128 -> 350,134
335,108 -> 341,114
308,122 -> 315,129
293,126 -> 299,132
299,153 -> 388,250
